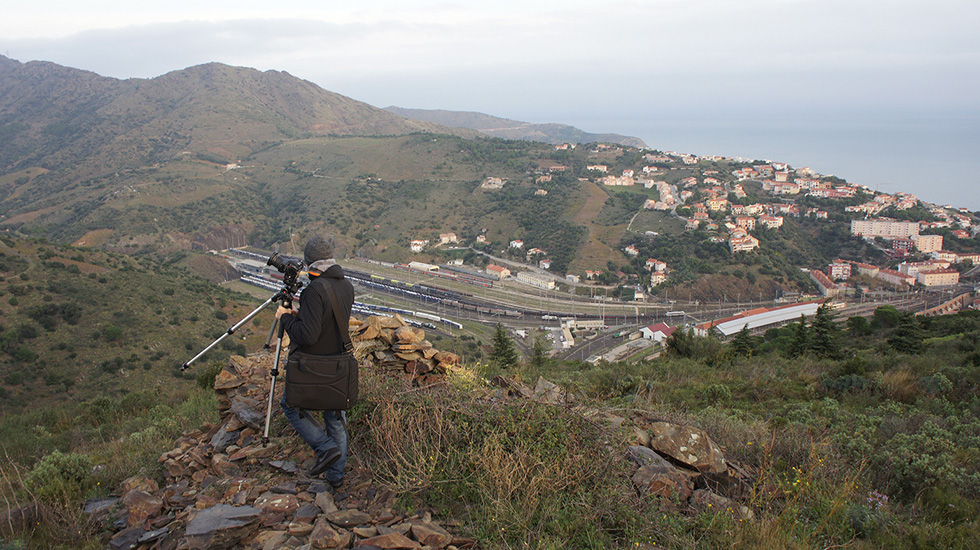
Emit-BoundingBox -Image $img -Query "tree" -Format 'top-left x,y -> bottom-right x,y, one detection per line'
809,303 -> 842,359
846,316 -> 872,337
788,315 -> 809,358
889,314 -> 925,354
730,324 -> 754,357
490,323 -> 520,369
529,330 -> 550,370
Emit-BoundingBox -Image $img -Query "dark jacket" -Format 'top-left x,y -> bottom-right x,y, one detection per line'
281,263 -> 355,356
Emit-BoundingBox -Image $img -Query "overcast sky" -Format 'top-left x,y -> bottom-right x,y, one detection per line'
2,1 -> 979,205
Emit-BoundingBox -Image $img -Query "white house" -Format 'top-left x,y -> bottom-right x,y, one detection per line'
640,322 -> 676,344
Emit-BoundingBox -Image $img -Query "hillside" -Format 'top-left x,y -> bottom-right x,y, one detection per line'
0,56 -> 469,176
384,106 -> 648,147
0,235 -> 269,414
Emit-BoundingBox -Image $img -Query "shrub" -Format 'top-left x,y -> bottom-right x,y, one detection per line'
196,362 -> 225,390
25,450 -> 94,502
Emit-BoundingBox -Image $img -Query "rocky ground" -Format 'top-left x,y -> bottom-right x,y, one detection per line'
90,313 -> 758,549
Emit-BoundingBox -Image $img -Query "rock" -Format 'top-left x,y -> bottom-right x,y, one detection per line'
108,525 -> 144,550
137,527 -> 170,544
647,422 -> 727,475
357,532 -> 422,549
210,425 -> 242,452
627,446 -> 670,468
632,427 -> 652,447
82,496 -> 119,515
293,503 -> 321,524
121,489 -> 163,527
184,504 -> 262,549
353,526 -> 379,538
632,463 -> 695,501
270,460 -> 299,474
315,490 -> 339,514
253,492 -> 301,515
325,508 -> 372,527
120,475 -> 159,495
252,530 -> 289,550
310,517 -> 352,549
230,397 -> 265,430
411,522 -> 453,548
691,489 -> 754,520
213,368 -> 245,390
288,521 -> 315,536
533,377 -> 564,404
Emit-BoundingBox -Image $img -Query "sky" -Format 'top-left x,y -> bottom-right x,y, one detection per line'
3,0 -> 979,208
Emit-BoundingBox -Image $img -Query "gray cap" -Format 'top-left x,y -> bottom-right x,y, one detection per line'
303,236 -> 335,265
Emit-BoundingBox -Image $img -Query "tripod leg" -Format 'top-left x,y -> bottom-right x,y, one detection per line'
262,327 -> 287,446
182,295 -> 277,371
263,317 -> 279,350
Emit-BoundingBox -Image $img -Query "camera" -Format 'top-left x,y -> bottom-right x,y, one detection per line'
267,252 -> 304,293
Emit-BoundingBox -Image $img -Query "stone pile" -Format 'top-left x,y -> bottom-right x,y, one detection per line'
98,313 -> 473,550
350,314 -> 461,385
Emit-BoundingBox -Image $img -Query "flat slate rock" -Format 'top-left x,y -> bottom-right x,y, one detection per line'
326,508 -> 372,527
184,504 -> 262,549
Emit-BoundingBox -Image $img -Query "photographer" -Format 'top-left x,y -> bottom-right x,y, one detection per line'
275,236 -> 354,486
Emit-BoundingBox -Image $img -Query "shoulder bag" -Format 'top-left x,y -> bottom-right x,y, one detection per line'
283,281 -> 359,410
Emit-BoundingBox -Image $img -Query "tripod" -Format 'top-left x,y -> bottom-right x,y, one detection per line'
181,281 -> 302,447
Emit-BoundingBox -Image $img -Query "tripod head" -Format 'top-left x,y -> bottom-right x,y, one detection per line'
267,251 -> 304,309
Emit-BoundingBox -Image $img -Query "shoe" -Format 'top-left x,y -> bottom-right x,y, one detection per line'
310,447 -> 341,476
329,478 -> 343,489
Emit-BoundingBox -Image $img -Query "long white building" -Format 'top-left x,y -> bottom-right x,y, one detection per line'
850,219 -> 920,238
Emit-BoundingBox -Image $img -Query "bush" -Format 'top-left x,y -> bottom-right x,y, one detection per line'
196,362 -> 225,390
25,450 -> 94,502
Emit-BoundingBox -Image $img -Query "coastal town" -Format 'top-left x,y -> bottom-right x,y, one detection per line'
412,143 -> 978,305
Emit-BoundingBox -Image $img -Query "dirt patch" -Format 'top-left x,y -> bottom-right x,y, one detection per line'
569,181 -> 622,271
74,229 -> 114,248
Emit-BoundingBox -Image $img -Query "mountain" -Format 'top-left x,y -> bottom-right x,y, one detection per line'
384,106 -> 648,148
0,56 -> 472,177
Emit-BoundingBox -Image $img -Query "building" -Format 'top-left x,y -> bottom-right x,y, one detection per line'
912,234 -> 943,253
694,300 -> 824,338
645,258 -> 667,272
509,239 -> 524,249
649,271 -> 667,287
917,269 -> 960,287
410,239 -> 429,252
827,260 -> 851,281
759,215 -> 784,229
516,271 -> 556,290
439,232 -> 458,244
850,219 -> 920,239
640,322 -> 676,343
485,264 -> 511,280
810,270 -> 839,297
876,268 -> 915,287
735,216 -> 756,231
851,262 -> 879,278
892,238 -> 915,253
729,235 -> 760,253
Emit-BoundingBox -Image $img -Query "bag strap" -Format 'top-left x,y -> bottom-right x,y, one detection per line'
322,279 -> 354,354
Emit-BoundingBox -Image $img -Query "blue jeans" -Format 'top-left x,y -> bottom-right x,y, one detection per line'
280,396 -> 347,483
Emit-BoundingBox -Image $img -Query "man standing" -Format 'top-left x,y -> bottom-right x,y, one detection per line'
275,236 -> 354,487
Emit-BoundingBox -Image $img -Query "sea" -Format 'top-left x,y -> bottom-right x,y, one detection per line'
576,111 -> 980,212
